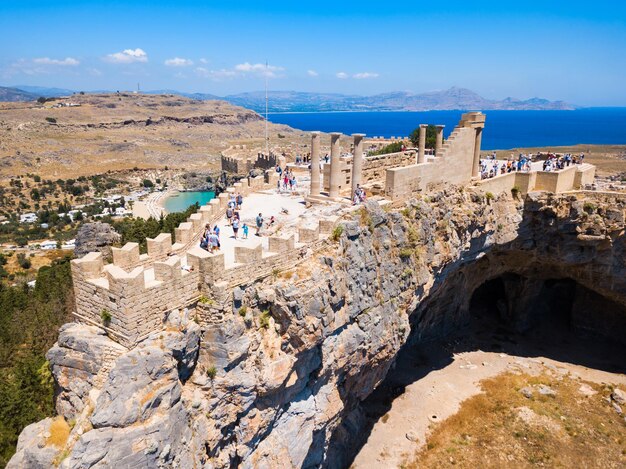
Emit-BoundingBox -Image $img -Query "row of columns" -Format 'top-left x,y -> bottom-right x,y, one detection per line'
310,122 -> 472,198
310,132 -> 365,199
417,124 -> 446,163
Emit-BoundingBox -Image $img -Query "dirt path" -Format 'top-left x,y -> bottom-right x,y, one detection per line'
352,319 -> 626,468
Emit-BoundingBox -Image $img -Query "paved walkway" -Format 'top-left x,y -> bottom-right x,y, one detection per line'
210,190 -> 310,268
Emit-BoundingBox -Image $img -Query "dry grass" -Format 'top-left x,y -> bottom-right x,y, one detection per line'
45,416 -> 70,448
407,372 -> 626,469
0,93 -> 307,179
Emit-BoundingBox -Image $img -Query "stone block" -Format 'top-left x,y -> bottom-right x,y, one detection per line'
175,222 -> 194,245
147,233 -> 172,258
199,205 -> 213,223
298,224 -> 320,243
234,243 -> 263,264
71,251 -> 104,279
111,242 -> 140,271
188,213 -> 203,232
105,265 -> 144,293
154,255 -> 182,282
319,217 -> 339,235
268,233 -> 295,253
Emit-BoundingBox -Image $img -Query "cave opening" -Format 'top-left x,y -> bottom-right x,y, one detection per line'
331,270 -> 626,469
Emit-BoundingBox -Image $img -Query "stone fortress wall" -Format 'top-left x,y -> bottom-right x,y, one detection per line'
71,172 -> 339,347
72,112 -> 597,349
221,145 -> 278,174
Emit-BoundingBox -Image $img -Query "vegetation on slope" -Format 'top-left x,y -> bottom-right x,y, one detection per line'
0,258 -> 74,466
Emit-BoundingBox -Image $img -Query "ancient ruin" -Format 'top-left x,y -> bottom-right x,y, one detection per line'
12,113 -> 623,469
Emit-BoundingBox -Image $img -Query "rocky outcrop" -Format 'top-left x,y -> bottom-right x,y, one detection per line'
74,222 -> 121,259
9,189 -> 626,468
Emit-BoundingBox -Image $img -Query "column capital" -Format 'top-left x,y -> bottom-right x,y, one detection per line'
352,133 -> 366,138
435,124 -> 445,129
420,124 -> 428,128
311,131 -> 321,135
330,132 -> 342,137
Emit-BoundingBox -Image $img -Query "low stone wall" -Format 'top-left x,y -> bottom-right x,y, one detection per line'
385,126 -> 476,199
476,164 -> 596,196
322,151 -> 416,194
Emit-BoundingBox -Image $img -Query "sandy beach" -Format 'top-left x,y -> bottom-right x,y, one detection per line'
132,190 -> 171,220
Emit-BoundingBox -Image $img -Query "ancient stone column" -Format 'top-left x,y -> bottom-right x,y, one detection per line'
472,127 -> 483,179
351,133 -> 366,196
435,125 -> 445,157
310,131 -> 321,196
328,132 -> 342,198
418,124 -> 427,163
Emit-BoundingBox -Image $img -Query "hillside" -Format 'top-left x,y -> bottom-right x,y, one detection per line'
0,93 -> 304,178
3,85 -> 575,112
0,87 -> 38,102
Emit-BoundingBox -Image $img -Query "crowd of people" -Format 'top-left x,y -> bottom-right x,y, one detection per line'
352,184 -> 367,205
480,152 -> 586,180
275,165 -> 298,192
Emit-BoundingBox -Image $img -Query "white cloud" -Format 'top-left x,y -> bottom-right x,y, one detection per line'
195,67 -> 237,80
87,68 -> 102,76
307,70 -> 319,77
336,72 -> 348,79
164,57 -> 193,67
353,72 -> 379,79
195,62 -> 285,81
198,58 -> 209,64
235,62 -> 284,78
33,57 -> 79,66
105,48 -> 148,64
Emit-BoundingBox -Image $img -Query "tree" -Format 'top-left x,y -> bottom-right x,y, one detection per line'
36,97 -> 46,104
142,179 -> 154,188
409,124 -> 438,149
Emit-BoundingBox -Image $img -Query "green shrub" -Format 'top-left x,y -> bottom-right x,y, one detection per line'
100,309 -> 112,325
330,225 -> 343,242
259,310 -> 271,329
198,295 -> 214,305
45,117 -> 56,124
238,306 -> 247,317
511,186 -> 520,198
399,247 -> 413,259
206,366 -> 217,379
485,192 -> 495,201
583,202 -> 596,214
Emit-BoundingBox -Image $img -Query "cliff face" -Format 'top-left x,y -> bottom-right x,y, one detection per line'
9,189 -> 626,468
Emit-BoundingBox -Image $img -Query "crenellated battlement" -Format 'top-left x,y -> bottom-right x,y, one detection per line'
71,173 -> 340,347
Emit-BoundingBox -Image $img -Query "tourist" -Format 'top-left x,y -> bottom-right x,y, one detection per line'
275,164 -> 282,175
232,216 -> 240,239
213,225 -> 220,248
267,215 -> 276,228
255,213 -> 263,235
200,223 -> 210,250
236,192 -> 243,210
242,223 -> 249,239
209,231 -> 219,252
226,206 -> 234,225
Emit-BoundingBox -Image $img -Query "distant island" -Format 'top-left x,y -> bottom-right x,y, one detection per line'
0,85 -> 575,112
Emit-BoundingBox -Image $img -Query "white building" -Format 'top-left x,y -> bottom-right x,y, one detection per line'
40,240 -> 58,250
20,213 -> 37,223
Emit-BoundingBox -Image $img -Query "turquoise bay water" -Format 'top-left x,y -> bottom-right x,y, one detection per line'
268,108 -> 626,150
163,191 -> 215,213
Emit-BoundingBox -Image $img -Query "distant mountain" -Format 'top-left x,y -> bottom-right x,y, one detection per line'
0,86 -> 39,102
1,85 -> 575,111
12,85 -> 75,97
223,87 -> 575,112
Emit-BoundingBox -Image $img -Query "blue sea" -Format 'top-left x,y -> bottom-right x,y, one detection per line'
163,191 -> 215,213
268,108 -> 626,150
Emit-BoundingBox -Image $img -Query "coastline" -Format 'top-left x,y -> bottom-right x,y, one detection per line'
132,189 -> 173,220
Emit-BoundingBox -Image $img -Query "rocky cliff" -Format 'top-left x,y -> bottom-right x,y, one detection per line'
9,188 -> 626,468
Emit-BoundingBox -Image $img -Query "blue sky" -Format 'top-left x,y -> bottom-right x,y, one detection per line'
1,0 -> 625,105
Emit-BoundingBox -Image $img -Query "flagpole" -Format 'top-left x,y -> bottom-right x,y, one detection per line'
265,60 -> 269,159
